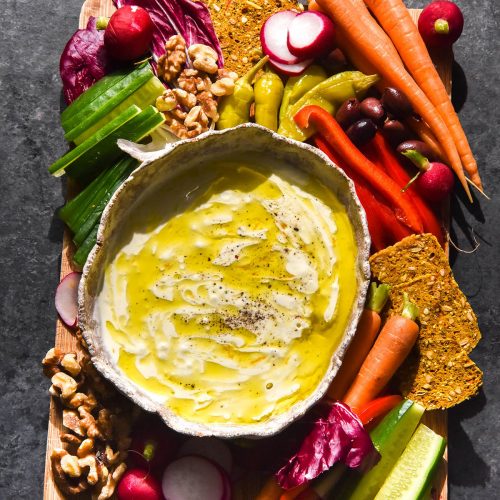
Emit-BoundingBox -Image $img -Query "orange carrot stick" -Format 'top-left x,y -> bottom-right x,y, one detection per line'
363,0 -> 482,189
327,283 -> 390,401
316,0 -> 472,201
256,477 -> 285,500
343,293 -> 420,414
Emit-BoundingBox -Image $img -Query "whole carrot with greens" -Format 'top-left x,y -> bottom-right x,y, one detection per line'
294,105 -> 423,233
316,0 -> 472,201
327,282 -> 391,401
363,0 -> 482,190
217,56 -> 269,129
343,293 -> 420,414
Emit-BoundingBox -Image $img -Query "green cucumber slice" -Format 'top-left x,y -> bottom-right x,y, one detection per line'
73,223 -> 99,268
72,158 -> 137,246
61,67 -> 133,126
65,106 -> 164,185
59,156 -> 137,233
48,105 -> 142,177
72,76 -> 165,145
64,63 -> 153,142
374,424 -> 446,500
346,400 -> 425,500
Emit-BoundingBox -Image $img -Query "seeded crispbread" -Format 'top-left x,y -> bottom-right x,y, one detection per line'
369,233 -> 449,286
369,233 -> 483,409
387,274 -> 481,353
395,336 -> 483,410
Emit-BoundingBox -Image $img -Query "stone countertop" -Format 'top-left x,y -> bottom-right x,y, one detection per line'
0,0 -> 498,498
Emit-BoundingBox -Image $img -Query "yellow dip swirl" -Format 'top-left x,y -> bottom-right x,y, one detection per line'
98,160 -> 358,425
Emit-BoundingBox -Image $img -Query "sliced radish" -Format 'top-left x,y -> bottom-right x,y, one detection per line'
260,11 -> 301,64
268,57 -> 313,76
162,455 -> 225,500
287,11 -> 336,60
55,272 -> 81,328
178,437 -> 233,474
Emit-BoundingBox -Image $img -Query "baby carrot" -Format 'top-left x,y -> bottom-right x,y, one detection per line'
327,282 -> 391,401
256,477 -> 285,500
343,293 -> 420,414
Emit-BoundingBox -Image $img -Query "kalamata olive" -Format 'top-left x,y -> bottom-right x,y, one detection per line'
335,98 -> 362,129
359,97 -> 386,124
383,119 -> 412,145
381,87 -> 413,119
347,118 -> 377,146
397,140 -> 438,162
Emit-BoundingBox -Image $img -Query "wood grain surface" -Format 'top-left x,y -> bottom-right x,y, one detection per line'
43,2 -> 451,498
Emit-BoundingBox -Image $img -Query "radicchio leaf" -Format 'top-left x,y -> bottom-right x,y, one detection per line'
60,17 -> 115,104
114,0 -> 223,66
276,402 -> 379,490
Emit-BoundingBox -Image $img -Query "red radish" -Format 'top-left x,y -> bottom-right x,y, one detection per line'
55,272 -> 81,328
268,57 -> 313,76
178,437 -> 233,474
260,11 -> 301,64
117,468 -> 163,500
162,455 -> 226,500
418,1 -> 464,48
104,5 -> 154,61
402,149 -> 455,203
129,421 -> 180,476
287,11 -> 336,59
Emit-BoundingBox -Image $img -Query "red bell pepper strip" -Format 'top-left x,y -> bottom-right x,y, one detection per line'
314,135 -> 388,252
294,106 -> 424,233
365,133 -> 445,245
358,395 -> 403,428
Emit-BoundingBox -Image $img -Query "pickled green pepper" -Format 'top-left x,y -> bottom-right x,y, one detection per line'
254,67 -> 284,131
278,71 -> 379,141
278,65 -> 327,124
217,56 -> 269,129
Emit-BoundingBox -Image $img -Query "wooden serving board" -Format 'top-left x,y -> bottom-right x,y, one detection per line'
43,3 -> 451,498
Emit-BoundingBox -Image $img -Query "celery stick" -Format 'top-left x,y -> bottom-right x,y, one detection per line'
62,63 -> 151,134
72,76 -> 165,145
65,106 -> 164,185
61,66 -> 133,126
49,105 -> 142,177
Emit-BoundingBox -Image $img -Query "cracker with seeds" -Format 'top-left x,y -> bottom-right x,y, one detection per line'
387,274 -> 481,353
395,337 -> 483,409
369,233 -> 449,286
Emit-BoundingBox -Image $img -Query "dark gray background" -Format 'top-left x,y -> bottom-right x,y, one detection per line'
0,0 -> 498,498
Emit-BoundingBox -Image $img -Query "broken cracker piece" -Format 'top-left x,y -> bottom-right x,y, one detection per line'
396,337 -> 483,410
387,274 -> 481,353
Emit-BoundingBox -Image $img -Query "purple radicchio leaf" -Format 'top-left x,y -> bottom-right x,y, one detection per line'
114,0 -> 223,66
60,17 -> 116,104
276,401 -> 380,490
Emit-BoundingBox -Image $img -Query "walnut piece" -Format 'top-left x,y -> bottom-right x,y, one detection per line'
96,462 -> 127,500
188,44 -> 219,74
155,88 -> 177,112
178,68 -> 211,94
42,348 -> 64,377
210,77 -> 235,97
185,106 -> 209,136
61,353 -> 81,377
51,449 -> 89,496
158,35 -> 187,83
197,91 -> 219,121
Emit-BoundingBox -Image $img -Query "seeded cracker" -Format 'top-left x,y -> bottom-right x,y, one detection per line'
204,0 -> 303,74
369,234 -> 483,409
369,233 -> 450,285
395,337 -> 483,410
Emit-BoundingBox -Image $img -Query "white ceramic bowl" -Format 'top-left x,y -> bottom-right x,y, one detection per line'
79,124 -> 371,438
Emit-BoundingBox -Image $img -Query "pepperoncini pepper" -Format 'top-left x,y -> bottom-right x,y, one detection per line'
254,66 -> 284,131
278,71 -> 380,141
217,56 -> 269,129
279,65 -> 328,124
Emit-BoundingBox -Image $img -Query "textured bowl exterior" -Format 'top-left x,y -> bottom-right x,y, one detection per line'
79,124 -> 371,438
